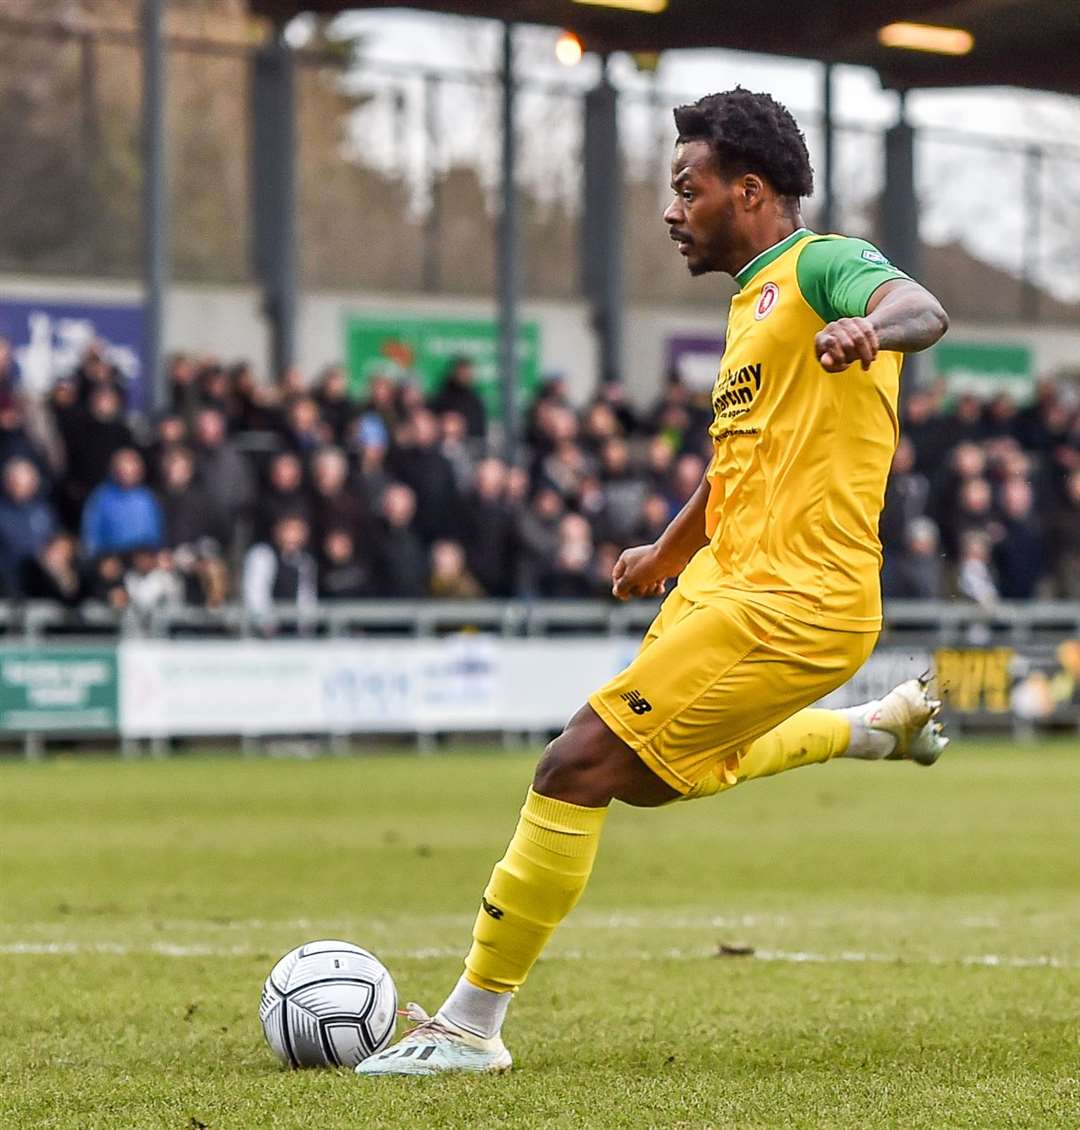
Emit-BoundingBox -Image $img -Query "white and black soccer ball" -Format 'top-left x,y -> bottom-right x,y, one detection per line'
259,940 -> 397,1068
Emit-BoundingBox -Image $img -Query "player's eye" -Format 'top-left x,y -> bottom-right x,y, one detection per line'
681,191 -> 695,203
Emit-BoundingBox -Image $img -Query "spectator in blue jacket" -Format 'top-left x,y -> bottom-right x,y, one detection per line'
81,448 -> 163,557
0,457 -> 57,594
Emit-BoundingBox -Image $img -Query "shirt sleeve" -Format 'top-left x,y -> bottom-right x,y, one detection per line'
796,237 -> 909,324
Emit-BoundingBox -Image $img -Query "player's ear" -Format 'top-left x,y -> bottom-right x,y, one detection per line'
740,173 -> 766,211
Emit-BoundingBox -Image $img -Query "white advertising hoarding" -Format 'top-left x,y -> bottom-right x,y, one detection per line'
119,637 -> 629,737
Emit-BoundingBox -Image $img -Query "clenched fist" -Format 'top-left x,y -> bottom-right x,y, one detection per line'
611,544 -> 673,601
815,316 -> 879,372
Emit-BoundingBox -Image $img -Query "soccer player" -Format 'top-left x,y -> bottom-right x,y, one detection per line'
357,88 -> 950,1077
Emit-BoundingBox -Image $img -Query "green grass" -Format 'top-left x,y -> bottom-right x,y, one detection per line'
2,741 -> 1079,1129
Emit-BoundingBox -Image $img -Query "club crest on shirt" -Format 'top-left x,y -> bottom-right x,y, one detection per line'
754,282 -> 779,320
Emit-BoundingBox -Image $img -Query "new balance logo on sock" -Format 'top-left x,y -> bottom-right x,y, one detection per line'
481,896 -> 504,920
621,690 -> 652,715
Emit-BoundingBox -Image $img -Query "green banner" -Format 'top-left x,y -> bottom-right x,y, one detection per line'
932,341 -> 1034,404
344,315 -> 541,420
0,649 -> 118,732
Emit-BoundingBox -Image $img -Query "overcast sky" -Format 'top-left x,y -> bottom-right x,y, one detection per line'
299,10 -> 1080,298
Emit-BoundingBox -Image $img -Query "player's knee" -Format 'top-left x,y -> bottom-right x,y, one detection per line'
532,713 -> 622,807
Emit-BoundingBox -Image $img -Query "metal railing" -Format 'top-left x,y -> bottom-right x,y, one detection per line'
1,598 -> 1077,644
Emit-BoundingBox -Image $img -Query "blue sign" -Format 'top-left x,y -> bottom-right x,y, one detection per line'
0,298 -> 146,408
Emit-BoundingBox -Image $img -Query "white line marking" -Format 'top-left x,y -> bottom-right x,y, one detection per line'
0,941 -> 1074,969
3,909 -> 1026,936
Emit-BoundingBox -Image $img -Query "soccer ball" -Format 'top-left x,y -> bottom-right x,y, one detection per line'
259,939 -> 397,1068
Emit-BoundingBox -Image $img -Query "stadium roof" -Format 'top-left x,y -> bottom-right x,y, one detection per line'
249,1 -> 1080,96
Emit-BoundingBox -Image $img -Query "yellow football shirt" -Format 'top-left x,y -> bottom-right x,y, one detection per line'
677,229 -> 910,632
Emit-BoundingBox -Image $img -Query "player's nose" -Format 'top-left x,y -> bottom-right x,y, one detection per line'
663,198 -> 684,225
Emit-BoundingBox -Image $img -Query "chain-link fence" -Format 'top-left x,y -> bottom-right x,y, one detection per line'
1,13 -> 1078,322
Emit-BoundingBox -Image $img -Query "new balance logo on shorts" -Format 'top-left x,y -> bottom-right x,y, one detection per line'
621,690 -> 653,715
481,895 -> 504,920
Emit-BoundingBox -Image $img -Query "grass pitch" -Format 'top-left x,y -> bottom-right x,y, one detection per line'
2,740 -> 1079,1129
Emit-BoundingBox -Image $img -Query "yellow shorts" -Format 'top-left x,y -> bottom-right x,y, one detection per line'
588,587 -> 876,797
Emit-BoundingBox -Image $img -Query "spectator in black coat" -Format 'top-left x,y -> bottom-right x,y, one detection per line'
643,435 -> 676,498
317,528 -> 371,600
0,396 -> 52,484
86,553 -> 128,610
882,517 -> 945,599
47,376 -> 81,463
539,513 -> 594,598
879,436 -> 930,559
901,389 -> 953,477
281,395 -> 331,456
315,366 -> 355,444
634,491 -> 672,545
1015,380 -> 1067,455
21,531 -> 87,607
253,451 -> 310,544
948,392 -> 986,448
62,386 -> 134,523
73,346 -> 126,408
309,446 -> 364,546
166,353 -> 200,422
192,407 -> 256,532
993,478 -> 1044,599
438,410 -> 479,493
981,392 -> 1019,442
580,400 -> 622,457
371,483 -> 427,598
429,356 -> 487,439
516,486 -> 565,596
157,446 -> 229,550
594,380 -> 640,437
388,409 -> 461,545
463,457 -> 517,597
197,363 -> 236,421
597,438 -> 646,544
142,412 -> 189,488
524,373 -> 572,453
231,362 -> 283,434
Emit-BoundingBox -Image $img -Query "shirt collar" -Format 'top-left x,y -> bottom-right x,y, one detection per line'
734,228 -> 811,289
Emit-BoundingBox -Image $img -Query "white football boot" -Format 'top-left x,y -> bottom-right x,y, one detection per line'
871,674 -> 949,765
355,1003 -> 513,1077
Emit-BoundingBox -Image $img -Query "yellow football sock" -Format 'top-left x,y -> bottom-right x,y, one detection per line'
463,788 -> 607,995
734,708 -> 851,784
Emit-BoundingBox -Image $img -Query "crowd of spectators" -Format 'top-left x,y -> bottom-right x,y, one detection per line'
883,382 -> 1080,603
0,334 -> 1077,620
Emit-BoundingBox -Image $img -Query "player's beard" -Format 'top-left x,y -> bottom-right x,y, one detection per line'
686,198 -> 738,276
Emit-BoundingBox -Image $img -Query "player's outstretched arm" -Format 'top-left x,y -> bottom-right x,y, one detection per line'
611,473 -> 711,601
816,280 -> 948,373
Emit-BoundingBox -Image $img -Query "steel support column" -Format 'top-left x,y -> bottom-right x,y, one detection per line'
583,59 -> 623,385
498,22 -> 521,462
883,90 -> 923,396
251,24 -> 298,382
883,91 -> 921,279
821,62 -> 836,233
1022,143 -> 1043,322
141,0 -> 168,412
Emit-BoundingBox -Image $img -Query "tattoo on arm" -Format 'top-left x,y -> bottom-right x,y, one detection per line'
866,280 -> 949,354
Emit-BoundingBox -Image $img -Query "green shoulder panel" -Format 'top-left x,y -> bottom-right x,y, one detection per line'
795,236 -> 909,324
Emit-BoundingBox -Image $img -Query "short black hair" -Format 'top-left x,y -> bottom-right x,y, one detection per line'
673,87 -> 814,199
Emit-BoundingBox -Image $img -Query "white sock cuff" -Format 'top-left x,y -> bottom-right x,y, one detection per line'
439,974 -> 513,1039
837,702 -> 896,759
